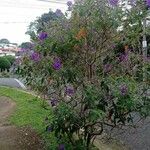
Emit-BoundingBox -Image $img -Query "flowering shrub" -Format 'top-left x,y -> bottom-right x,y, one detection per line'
18,0 -> 150,149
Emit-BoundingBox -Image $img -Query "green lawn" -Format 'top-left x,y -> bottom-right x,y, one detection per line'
0,86 -> 57,149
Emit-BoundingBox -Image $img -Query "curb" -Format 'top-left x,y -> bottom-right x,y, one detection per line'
14,79 -> 26,90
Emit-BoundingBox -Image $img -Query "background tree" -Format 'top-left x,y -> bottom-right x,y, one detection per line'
26,9 -> 64,40
0,57 -> 11,71
19,42 -> 33,50
0,38 -> 10,44
4,55 -> 16,65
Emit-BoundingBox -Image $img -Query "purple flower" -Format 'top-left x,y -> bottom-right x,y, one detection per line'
31,52 -> 40,62
120,84 -> 128,96
146,0 -> 150,7
38,32 -> 48,40
90,47 -> 96,53
118,53 -> 128,62
21,48 -> 27,52
29,43 -> 34,49
46,126 -> 52,132
52,58 -> 62,70
143,56 -> 150,63
15,58 -> 21,64
111,44 -> 116,49
104,64 -> 112,73
58,144 -> 65,150
55,9 -> 63,17
130,0 -> 136,6
108,0 -> 119,6
65,86 -> 74,96
50,98 -> 58,107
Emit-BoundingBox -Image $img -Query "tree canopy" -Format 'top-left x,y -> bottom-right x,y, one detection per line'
0,38 -> 10,44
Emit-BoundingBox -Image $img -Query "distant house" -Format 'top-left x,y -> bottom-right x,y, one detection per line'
0,43 -> 21,57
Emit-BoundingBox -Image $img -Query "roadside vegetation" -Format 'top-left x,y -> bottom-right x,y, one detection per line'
16,0 -> 150,149
0,86 -> 58,149
0,55 -> 16,73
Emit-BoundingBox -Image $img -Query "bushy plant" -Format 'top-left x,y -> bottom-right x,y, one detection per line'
0,57 -> 11,71
18,0 -> 150,149
4,55 -> 16,65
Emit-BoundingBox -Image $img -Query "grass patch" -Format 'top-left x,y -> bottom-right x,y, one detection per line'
0,86 -> 57,149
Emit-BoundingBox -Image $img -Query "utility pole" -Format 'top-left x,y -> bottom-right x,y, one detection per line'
142,17 -> 147,82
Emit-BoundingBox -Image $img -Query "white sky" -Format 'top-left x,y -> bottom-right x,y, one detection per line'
0,0 -> 68,44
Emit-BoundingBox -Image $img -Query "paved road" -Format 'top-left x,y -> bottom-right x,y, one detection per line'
111,117 -> 150,150
0,78 -> 26,89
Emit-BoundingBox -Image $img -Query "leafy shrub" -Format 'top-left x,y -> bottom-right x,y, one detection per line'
0,57 -> 11,71
0,72 -> 10,77
18,0 -> 150,149
4,55 -> 16,65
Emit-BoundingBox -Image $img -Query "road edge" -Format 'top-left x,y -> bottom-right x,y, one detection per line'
14,79 -> 26,90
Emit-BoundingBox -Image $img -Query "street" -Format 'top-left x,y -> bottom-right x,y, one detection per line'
0,78 -> 26,89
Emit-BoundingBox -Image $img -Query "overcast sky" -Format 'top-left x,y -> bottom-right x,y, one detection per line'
0,0 -> 68,44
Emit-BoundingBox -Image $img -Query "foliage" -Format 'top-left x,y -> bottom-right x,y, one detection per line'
26,9 -> 64,40
19,42 -> 34,50
0,71 -> 11,77
0,38 -> 10,44
0,57 -> 11,71
4,55 -> 16,65
119,0 -> 150,55
18,0 -> 150,149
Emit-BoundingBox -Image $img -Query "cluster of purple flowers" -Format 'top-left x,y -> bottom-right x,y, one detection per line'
130,0 -> 136,6
21,48 -> 28,53
146,0 -> 150,7
46,125 -> 52,132
118,53 -> 128,62
50,98 -> 58,107
15,58 -> 21,65
38,32 -> 48,41
58,144 -> 65,150
109,0 -> 119,6
52,58 -> 62,70
104,64 -> 112,73
143,56 -> 150,63
120,84 -> 128,96
30,52 -> 41,62
55,9 -> 63,17
65,86 -> 74,96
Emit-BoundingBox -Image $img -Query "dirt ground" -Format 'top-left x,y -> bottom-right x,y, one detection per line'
0,96 -> 44,150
